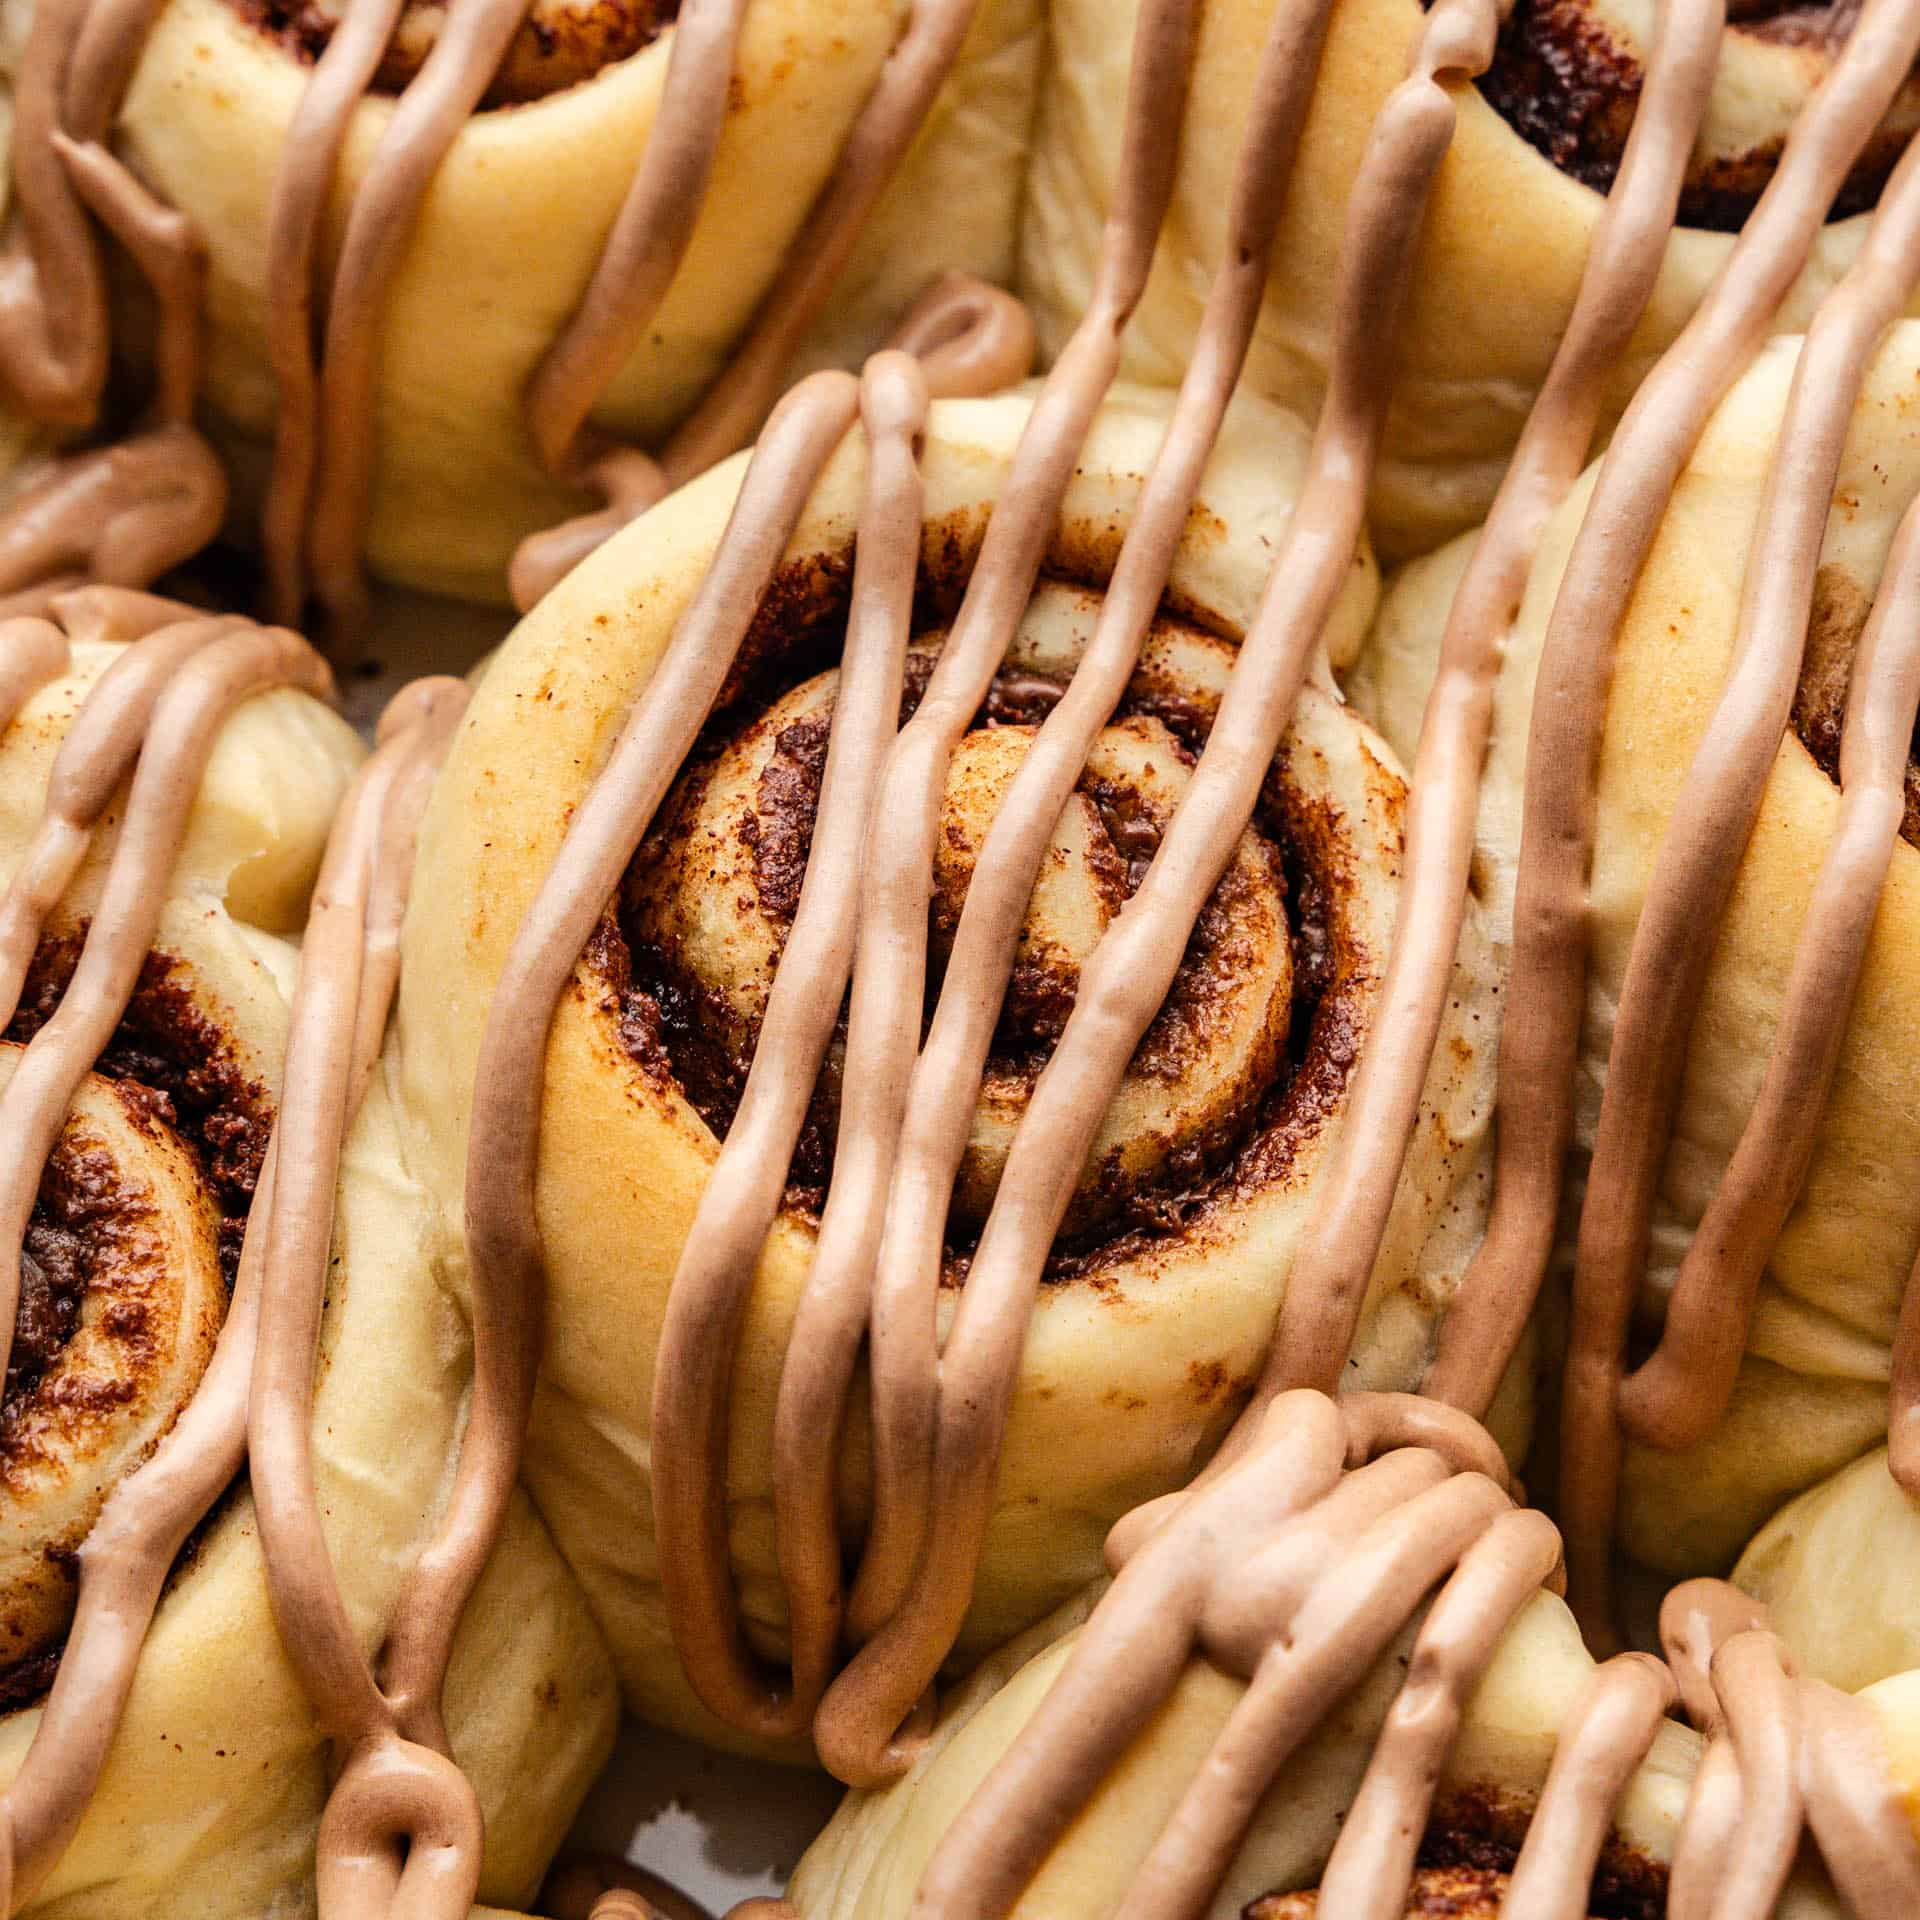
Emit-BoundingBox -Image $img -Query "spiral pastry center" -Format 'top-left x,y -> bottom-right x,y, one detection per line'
0,940 -> 273,1693
1473,0 -> 1920,228
612,580 -> 1357,1267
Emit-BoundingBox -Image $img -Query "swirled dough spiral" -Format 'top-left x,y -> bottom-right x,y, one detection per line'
397,383 -> 1511,1759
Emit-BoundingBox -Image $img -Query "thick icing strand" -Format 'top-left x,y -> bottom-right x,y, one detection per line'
521,0 -> 749,489
246,677 -> 474,1920
908,1392 -> 1546,1920
304,0 -> 534,636
510,0 -> 991,607
509,268 -> 1034,609
0,0 -> 112,427
651,352 -> 933,1740
0,0 -> 227,597
813,0 -> 1504,1790
478,287 -> 1026,1752
0,427 -> 225,601
1261,0 -> 1723,1394
1623,482 -> 1920,1458
1661,1580 -> 1920,1919
258,0 -> 409,624
1309,1506 -> 1562,1919
1560,121 -> 1920,1634
0,622 -> 329,1390
1501,1654 -> 1677,1920
1426,0 -> 1920,1424
769,0 -> 1209,1736
810,0 -> 1336,1693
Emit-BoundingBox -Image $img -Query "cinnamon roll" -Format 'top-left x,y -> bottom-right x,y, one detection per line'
25,0 -> 1044,613
1355,311 -> 1920,1582
790,1392 -> 1710,1920
1020,0 -> 1920,560
395,380 -> 1509,1762
0,602 -> 617,1913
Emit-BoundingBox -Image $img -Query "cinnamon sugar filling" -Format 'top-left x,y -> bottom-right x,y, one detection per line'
226,0 -> 681,105
1791,562 -> 1920,845
591,572 -> 1375,1289
8,937 -> 272,1410
1469,0 -> 1920,229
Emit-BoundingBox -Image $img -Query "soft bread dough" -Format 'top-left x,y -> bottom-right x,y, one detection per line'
790,1584 -> 1741,1919
0,645 -> 619,1916
1349,321 -> 1920,1576
1736,1448 -> 1920,1697
111,0 -> 1042,603
394,382 -> 1514,1760
1019,0 -> 1916,562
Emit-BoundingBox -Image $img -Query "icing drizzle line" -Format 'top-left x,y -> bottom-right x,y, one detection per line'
0,0 -> 997,632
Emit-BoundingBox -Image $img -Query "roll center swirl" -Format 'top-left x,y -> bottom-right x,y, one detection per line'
618,583 -> 1318,1255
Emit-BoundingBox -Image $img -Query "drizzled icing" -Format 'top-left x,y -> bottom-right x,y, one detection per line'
0,594 -> 338,1906
0,604 -> 509,1918
247,675 -> 487,1914
0,0 -> 1001,632
1660,1580 -> 1920,1916
1391,0 -> 1920,1642
905,1390 -> 1581,1920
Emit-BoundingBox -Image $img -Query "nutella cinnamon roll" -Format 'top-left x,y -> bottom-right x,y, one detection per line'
87,0 -> 1040,607
1353,317 -> 1920,1583
1020,0 -> 1920,560
0,610 -> 617,1913
395,383 -> 1509,1762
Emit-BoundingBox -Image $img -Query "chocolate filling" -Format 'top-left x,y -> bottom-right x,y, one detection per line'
1470,0 -> 1911,231
8,935 -> 274,1417
597,571 -> 1369,1287
227,0 -> 681,106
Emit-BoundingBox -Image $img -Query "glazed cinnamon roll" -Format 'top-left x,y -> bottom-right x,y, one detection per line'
395,380 -> 1508,1762
9,0 -> 1041,615
791,1392 -> 1713,1920
0,602 -> 617,1914
1355,306 -> 1920,1584
1020,0 -> 1920,559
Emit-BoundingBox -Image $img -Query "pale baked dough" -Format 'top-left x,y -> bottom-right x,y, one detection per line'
110,0 -> 1042,602
789,1584 -> 1722,1919
1020,0 -> 1915,561
395,383 -> 1512,1760
0,645 -> 619,1917
1350,321 -> 1920,1578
